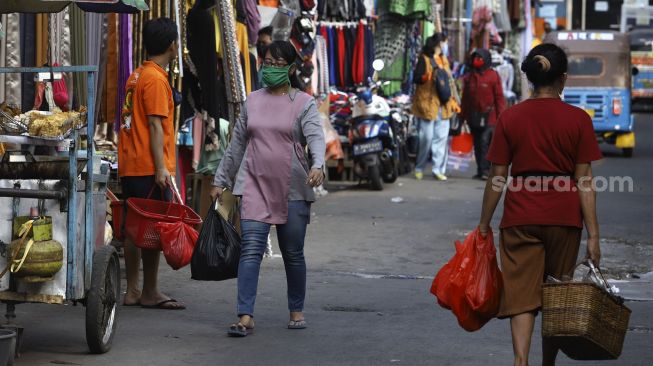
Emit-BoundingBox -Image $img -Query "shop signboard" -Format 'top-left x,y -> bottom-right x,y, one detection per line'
594,1 -> 609,12
558,32 -> 615,41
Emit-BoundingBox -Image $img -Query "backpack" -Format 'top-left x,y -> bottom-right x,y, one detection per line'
429,57 -> 452,104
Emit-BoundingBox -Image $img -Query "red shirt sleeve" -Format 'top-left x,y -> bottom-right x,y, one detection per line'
576,114 -> 603,163
486,115 -> 511,165
142,78 -> 171,118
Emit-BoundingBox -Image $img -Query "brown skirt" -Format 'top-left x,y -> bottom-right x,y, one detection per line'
497,225 -> 582,318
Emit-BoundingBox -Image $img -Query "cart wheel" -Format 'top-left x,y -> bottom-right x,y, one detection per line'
85,245 -> 120,354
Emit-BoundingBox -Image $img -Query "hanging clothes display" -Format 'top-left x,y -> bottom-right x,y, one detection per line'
352,21 -> 366,85
377,0 -> 432,18
0,14 -> 21,107
70,5 -> 86,108
519,0 -> 533,99
364,23 -> 374,80
86,12 -> 107,126
374,15 -> 410,69
53,9 -> 73,110
317,21 -> 374,89
505,32 -> 522,98
471,0 -> 502,49
0,16 -> 7,104
507,0 -> 524,27
216,0 -> 247,120
241,0 -> 260,45
402,20 -> 422,95
316,0 -> 367,20
104,14 -> 119,126
186,0 -> 224,122
493,0 -> 511,32
260,0 -> 280,7
235,21 -> 252,95
195,117 -> 230,175
495,52 -> 516,102
20,13 -> 36,112
116,13 -> 133,134
36,14 -> 49,67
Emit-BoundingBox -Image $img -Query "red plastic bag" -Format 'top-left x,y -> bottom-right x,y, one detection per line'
430,240 -> 465,310
465,230 -> 503,317
155,221 -> 199,270
430,228 -> 502,332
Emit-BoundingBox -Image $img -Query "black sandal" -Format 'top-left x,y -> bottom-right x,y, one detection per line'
227,320 -> 254,337
288,319 -> 307,329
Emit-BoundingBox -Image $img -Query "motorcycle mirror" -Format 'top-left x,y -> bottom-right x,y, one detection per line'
372,59 -> 385,72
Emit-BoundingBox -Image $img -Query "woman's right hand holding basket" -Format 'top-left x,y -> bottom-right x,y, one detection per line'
586,236 -> 601,267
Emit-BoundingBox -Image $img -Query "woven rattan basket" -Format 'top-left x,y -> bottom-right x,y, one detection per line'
542,281 -> 631,360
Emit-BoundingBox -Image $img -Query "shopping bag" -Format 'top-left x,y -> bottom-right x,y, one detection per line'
465,229 -> 502,317
190,201 -> 241,281
430,228 -> 502,332
155,221 -> 199,270
446,150 -> 473,173
450,123 -> 473,154
430,240 -> 465,310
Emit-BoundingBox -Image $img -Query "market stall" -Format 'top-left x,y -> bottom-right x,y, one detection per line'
0,65 -> 118,357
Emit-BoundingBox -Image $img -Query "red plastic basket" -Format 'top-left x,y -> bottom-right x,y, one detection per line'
124,195 -> 202,250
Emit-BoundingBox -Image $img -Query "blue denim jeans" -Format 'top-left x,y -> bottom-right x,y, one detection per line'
237,201 -> 311,317
415,117 -> 450,175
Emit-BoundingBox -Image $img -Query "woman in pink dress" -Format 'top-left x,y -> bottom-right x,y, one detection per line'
212,41 -> 326,337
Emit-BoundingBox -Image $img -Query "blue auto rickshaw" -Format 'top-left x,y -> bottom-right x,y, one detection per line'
629,28 -> 653,111
545,31 -> 636,157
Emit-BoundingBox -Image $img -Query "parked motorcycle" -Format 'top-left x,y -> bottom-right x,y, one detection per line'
349,60 -> 401,190
387,94 -> 414,175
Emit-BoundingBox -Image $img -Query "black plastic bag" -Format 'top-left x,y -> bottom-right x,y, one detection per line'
191,203 -> 241,281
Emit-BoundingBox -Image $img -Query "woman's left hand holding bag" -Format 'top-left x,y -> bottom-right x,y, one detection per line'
306,168 -> 325,187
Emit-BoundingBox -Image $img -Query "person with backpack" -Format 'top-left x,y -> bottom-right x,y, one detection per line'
412,33 -> 460,181
461,48 -> 506,180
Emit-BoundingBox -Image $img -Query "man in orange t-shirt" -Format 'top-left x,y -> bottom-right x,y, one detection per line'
118,18 -> 184,310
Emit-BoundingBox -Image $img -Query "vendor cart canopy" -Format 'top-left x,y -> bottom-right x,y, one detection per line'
0,0 -> 148,14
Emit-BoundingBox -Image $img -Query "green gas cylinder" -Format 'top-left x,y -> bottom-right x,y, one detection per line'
9,239 -> 63,282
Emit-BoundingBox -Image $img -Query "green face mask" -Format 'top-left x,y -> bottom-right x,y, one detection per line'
262,65 -> 292,88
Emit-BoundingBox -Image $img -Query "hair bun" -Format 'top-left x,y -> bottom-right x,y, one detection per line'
533,55 -> 552,72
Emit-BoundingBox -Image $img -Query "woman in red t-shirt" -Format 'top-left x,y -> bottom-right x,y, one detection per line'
478,44 -> 603,365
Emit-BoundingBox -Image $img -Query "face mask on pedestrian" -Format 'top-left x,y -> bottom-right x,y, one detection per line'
472,56 -> 485,69
441,42 -> 449,57
261,65 -> 292,87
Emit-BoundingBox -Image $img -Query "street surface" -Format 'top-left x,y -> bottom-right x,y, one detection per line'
12,114 -> 653,365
